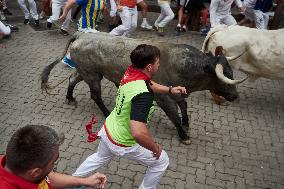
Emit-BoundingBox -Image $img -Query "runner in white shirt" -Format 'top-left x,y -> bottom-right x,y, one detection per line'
17,0 -> 39,26
241,0 -> 271,29
210,0 -> 245,27
47,0 -> 71,35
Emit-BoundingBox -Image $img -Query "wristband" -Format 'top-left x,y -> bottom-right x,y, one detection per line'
168,86 -> 173,94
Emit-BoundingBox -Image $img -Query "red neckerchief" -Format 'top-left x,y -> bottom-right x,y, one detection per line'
120,66 -> 150,86
0,155 -> 51,189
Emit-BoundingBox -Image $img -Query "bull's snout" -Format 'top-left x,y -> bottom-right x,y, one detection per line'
225,93 -> 238,102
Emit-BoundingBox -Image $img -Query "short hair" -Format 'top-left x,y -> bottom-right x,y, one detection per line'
130,44 -> 160,69
6,125 -> 64,173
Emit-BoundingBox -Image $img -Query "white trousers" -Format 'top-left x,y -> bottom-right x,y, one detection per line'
154,1 -> 174,28
0,21 -> 10,35
73,126 -> 169,189
47,1 -> 71,30
109,0 -> 117,17
109,6 -> 137,37
214,14 -> 237,26
244,8 -> 269,29
17,0 -> 39,20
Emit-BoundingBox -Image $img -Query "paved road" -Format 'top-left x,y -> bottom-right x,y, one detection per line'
0,3 -> 284,189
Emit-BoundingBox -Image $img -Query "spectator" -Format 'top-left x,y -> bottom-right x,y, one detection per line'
59,0 -> 105,68
153,0 -> 175,36
47,0 -> 72,35
108,0 -> 121,31
176,0 -> 187,32
0,0 -> 6,21
244,0 -> 272,29
39,0 -> 52,19
17,0 -> 40,26
109,0 -> 137,37
0,125 -> 106,188
210,0 -> 245,27
71,44 -> 187,189
1,0 -> 12,15
137,0 -> 152,29
183,0 -> 209,35
0,21 -> 18,39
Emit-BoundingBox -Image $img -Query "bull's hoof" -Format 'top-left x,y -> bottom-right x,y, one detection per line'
181,138 -> 192,145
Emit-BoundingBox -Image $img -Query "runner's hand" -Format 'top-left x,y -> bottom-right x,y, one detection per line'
171,86 -> 187,95
153,144 -> 162,160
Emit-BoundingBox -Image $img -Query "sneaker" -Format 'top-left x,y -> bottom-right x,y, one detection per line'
3,8 -> 12,16
6,24 -> 19,32
181,25 -> 186,32
141,22 -> 152,30
60,28 -> 69,36
0,12 -> 6,21
47,21 -> 52,29
175,25 -> 181,32
200,28 -> 209,36
39,12 -> 45,19
24,19 -> 29,24
152,25 -> 158,31
35,19 -> 39,26
61,56 -> 76,68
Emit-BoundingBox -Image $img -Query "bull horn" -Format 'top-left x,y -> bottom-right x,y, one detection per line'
225,48 -> 247,61
215,64 -> 248,85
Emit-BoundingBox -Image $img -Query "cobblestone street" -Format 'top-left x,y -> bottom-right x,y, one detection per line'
0,3 -> 283,189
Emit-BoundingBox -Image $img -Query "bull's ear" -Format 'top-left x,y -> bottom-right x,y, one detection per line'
203,64 -> 215,75
215,46 -> 224,56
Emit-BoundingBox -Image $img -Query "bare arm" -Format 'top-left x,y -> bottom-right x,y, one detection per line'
59,0 -> 76,22
48,172 -> 106,189
150,80 -> 187,95
130,120 -> 162,159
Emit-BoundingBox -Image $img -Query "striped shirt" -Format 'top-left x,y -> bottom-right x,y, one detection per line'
76,0 -> 104,29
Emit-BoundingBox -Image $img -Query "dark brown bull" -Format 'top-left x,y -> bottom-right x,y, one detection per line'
41,32 -> 246,144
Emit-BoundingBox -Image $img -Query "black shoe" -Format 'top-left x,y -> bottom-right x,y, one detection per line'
60,28 -> 69,35
176,26 -> 181,32
35,19 -> 39,26
180,27 -> 186,32
152,25 -> 158,31
24,19 -> 29,24
3,8 -> 12,15
6,24 -> 19,32
47,21 -> 52,29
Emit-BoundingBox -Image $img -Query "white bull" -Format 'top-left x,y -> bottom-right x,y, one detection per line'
202,25 -> 284,80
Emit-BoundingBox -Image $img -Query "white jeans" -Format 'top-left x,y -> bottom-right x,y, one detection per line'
0,21 -> 11,35
47,1 -> 71,31
214,14 -> 237,26
73,126 -> 169,189
154,1 -> 174,28
244,8 -> 269,29
17,0 -> 39,20
109,0 -> 117,17
109,6 -> 137,37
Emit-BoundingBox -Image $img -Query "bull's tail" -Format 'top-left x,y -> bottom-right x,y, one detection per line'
41,33 -> 81,93
201,25 -> 228,53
